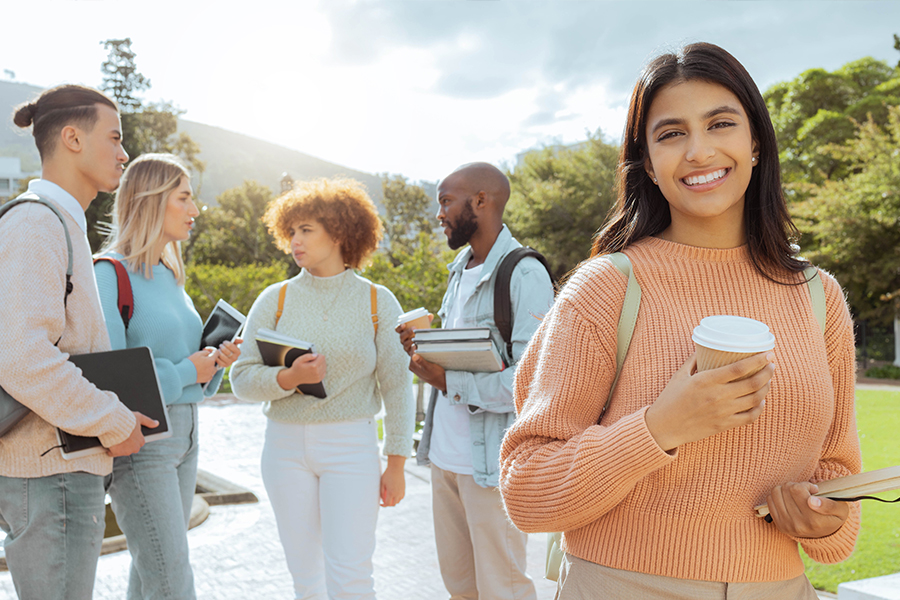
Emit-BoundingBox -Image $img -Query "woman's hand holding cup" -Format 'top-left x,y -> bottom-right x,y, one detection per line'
645,315 -> 777,452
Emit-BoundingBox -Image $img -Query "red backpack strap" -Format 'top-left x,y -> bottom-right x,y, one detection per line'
93,257 -> 134,330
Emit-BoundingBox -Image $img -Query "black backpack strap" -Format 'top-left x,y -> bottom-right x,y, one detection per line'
493,247 -> 554,360
93,256 -> 134,329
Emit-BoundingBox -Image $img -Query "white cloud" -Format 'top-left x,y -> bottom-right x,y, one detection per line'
1,0 -> 899,182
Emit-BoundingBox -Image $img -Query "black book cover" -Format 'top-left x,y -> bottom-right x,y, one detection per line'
57,347 -> 170,458
200,300 -> 245,349
255,337 -> 327,399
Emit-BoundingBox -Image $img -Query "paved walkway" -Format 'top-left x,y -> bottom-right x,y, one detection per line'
0,399 -> 557,599
3,381 -> 895,598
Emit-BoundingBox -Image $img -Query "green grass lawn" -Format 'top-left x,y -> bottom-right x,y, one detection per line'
803,388 -> 900,593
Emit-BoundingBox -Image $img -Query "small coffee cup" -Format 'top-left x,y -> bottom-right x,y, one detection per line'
397,307 -> 431,333
692,315 -> 775,375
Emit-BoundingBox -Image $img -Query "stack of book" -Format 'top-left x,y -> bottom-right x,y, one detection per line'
414,327 -> 504,373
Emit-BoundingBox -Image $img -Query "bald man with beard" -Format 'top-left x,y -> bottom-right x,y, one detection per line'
397,163 -> 553,600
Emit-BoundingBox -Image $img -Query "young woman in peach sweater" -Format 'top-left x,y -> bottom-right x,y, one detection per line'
499,42 -> 860,599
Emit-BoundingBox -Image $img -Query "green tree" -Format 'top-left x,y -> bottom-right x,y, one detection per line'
505,133 -> 619,279
380,174 -> 435,261
794,106 -> 900,325
765,57 -> 900,188
88,38 -> 205,251
363,232 -> 455,325
894,33 -> 900,68
358,175 -> 452,321
100,38 -> 150,112
185,261 -> 289,321
186,180 -> 289,269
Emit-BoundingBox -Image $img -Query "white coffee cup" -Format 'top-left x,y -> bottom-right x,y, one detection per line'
691,315 -> 775,374
396,307 -> 431,332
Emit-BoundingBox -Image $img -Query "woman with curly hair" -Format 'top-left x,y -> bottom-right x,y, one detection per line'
231,177 -> 414,600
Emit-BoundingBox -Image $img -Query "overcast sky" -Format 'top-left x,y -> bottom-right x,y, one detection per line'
2,0 -> 899,182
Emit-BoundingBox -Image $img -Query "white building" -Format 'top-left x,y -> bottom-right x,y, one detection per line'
0,157 -> 29,202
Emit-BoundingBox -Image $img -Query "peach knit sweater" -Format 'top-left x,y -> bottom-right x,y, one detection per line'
500,237 -> 861,583
0,200 -> 136,477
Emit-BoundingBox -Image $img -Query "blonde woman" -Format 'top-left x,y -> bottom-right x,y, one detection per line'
95,153 -> 242,600
231,178 -> 414,600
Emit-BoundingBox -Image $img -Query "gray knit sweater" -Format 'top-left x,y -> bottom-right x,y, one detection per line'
231,269 -> 415,457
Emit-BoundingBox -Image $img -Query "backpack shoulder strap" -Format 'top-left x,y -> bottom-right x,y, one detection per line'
600,252 -> 642,421
370,284 -> 378,334
275,282 -> 288,328
494,247 -> 554,359
0,195 -> 74,307
804,266 -> 826,334
93,257 -> 134,329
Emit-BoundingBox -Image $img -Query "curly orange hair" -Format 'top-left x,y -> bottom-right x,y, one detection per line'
263,177 -> 383,269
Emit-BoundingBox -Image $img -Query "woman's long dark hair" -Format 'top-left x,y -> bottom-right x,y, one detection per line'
591,42 -> 808,282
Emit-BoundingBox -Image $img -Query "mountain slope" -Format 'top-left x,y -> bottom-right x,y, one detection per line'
0,80 -> 384,205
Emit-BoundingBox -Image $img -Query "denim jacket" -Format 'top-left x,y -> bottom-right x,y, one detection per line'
416,226 -> 555,487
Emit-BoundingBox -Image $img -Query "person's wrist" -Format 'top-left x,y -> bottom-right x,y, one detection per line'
644,405 -> 679,452
276,368 -> 297,390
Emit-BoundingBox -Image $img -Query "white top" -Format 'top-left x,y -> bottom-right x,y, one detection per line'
28,179 -> 87,233
429,263 -> 484,475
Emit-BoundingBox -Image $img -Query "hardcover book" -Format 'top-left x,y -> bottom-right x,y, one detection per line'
755,465 -> 900,518
414,338 -> 504,373
255,328 -> 327,398
200,299 -> 246,391
57,347 -> 171,460
413,327 -> 492,342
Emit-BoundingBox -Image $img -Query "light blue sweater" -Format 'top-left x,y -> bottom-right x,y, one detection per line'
95,252 -> 222,405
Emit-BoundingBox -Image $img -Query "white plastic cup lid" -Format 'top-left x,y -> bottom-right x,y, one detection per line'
691,315 -> 775,353
396,307 -> 430,326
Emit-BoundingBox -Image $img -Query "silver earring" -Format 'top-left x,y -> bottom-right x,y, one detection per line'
752,156 -> 758,163
652,177 -> 658,184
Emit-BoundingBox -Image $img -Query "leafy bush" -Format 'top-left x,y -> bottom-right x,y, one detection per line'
865,364 -> 900,379
185,260 -> 289,320
362,233 -> 455,327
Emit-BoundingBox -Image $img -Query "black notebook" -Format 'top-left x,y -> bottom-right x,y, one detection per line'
255,328 -> 327,399
200,299 -> 246,391
57,347 -> 171,460
200,299 -> 245,349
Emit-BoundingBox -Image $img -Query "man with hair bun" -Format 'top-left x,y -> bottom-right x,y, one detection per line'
397,162 -> 553,600
0,84 -> 156,600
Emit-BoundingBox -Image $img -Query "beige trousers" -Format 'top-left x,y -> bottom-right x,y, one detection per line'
556,554 -> 819,600
430,465 -> 537,600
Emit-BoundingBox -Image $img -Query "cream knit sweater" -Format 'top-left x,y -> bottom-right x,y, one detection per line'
0,200 -> 137,477
500,237 -> 861,583
231,269 -> 415,457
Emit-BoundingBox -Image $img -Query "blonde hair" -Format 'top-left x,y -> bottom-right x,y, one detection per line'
99,153 -> 191,284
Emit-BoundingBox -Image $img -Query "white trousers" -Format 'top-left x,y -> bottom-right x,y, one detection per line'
261,417 -> 381,600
